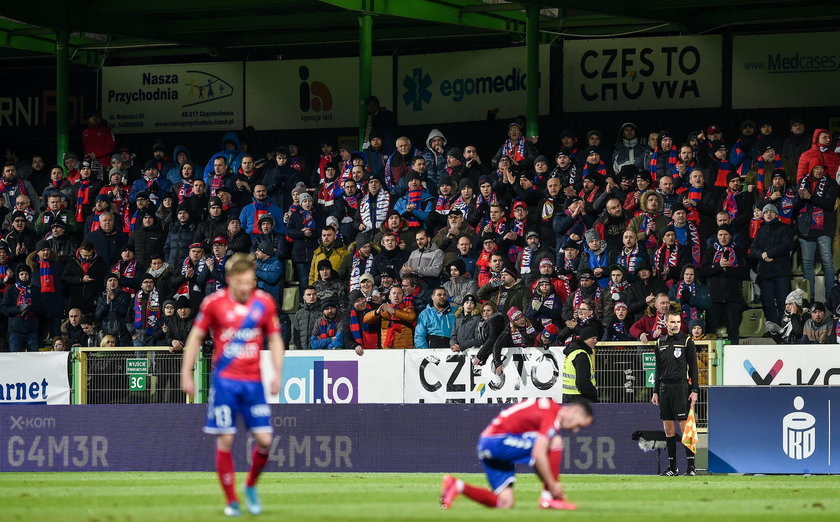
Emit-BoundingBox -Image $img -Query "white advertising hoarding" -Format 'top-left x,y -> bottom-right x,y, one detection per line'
722,344 -> 840,386
397,46 -> 550,125
0,353 -> 70,405
102,62 -> 244,133
732,32 -> 840,108
563,35 -> 722,111
246,57 -> 393,130
404,347 -> 564,403
260,350 -> 403,404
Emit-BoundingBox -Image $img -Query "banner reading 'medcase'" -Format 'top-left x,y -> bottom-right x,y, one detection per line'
260,350 -> 403,404
0,353 -> 70,405
732,32 -> 840,108
397,46 -> 550,126
102,62 -> 243,133
404,347 -> 563,403
563,36 -> 722,111
246,57 -> 393,130
722,345 -> 840,386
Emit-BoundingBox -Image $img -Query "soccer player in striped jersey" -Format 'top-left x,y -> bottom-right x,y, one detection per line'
440,398 -> 593,511
181,253 -> 285,517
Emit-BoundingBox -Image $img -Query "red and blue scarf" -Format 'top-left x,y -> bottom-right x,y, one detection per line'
714,158 -> 733,188
675,282 -> 700,320
75,178 -> 93,223
754,155 -> 783,194
349,305 -> 377,348
38,258 -> 55,293
713,242 -> 738,268
649,148 -> 677,181
722,189 -> 739,220
798,175 -> 828,231
133,288 -> 160,336
501,138 -> 527,163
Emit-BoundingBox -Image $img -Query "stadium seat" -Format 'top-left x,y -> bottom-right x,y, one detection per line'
285,259 -> 294,283
742,281 -> 759,308
790,278 -> 810,299
791,250 -> 803,276
715,326 -> 728,338
739,308 -> 765,339
281,286 -> 299,314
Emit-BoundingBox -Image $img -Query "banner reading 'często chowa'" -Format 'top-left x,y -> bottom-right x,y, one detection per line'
562,35 -> 722,112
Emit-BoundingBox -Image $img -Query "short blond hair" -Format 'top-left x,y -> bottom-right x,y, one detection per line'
226,253 -> 256,276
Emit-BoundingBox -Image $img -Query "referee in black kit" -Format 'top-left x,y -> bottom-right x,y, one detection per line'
650,310 -> 699,476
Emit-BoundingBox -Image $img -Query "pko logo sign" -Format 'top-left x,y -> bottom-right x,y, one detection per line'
281,357 -> 358,404
402,67 -> 528,111
782,396 -> 816,460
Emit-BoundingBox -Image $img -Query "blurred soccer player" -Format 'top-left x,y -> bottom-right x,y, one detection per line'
440,398 -> 593,511
181,254 -> 285,517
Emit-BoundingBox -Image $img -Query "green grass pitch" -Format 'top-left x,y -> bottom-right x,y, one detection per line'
1,472 -> 838,521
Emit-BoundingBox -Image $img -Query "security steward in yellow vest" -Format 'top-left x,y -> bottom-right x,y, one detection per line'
561,326 -> 598,403
651,310 -> 699,476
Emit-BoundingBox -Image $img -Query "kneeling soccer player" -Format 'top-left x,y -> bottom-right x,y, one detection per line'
440,398 -> 593,510
181,254 -> 286,517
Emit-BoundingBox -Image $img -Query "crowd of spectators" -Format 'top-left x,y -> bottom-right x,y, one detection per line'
2,106 -> 840,364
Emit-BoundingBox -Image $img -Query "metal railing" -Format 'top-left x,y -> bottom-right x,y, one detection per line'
71,347 -> 212,405
595,340 -> 716,428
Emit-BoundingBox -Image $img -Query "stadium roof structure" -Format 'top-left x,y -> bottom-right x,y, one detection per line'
0,0 -> 837,65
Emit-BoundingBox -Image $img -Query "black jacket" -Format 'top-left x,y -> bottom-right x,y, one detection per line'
701,243 -> 748,303
128,221 -> 166,271
87,228 -> 128,268
749,218 -> 794,280
95,290 -> 133,345
62,253 -> 108,313
1,278 -> 40,334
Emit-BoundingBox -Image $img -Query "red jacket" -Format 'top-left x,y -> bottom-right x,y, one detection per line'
630,311 -> 687,340
82,121 -> 116,167
797,128 -> 840,182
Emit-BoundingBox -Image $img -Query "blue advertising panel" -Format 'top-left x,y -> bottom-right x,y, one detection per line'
709,386 -> 840,473
1,404 -> 661,474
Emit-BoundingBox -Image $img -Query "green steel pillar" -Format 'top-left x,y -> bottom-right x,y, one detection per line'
55,29 -> 70,167
358,13 -> 373,145
525,4 -> 539,140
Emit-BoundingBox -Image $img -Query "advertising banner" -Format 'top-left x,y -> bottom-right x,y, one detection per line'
721,345 -> 840,386
101,62 -> 243,133
0,353 -> 70,405
404,347 -> 564,403
0,403 -> 661,473
262,350 -> 403,404
246,57 -> 393,130
709,386 -> 839,473
397,46 -> 550,125
732,32 -> 840,108
562,36 -> 722,111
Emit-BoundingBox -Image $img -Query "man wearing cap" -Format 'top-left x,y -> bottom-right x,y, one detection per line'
354,174 -> 391,236
477,266 -> 528,317
61,240 -> 106,314
194,196 -> 230,246
612,123 -> 645,173
526,277 -> 563,330
561,326 -> 599,403
580,146 -> 609,182
628,190 -> 669,256
82,194 -> 113,236
1,264 -> 41,351
26,240 -> 65,340
415,287 -> 457,349
745,144 -> 795,194
127,211 -> 164,271
175,243 -> 210,305
204,236 -> 231,295
757,168 -> 796,226
515,231 -> 553,287
309,299 -> 345,349
801,301 -> 834,343
579,230 -> 611,287
460,145 -> 488,186
130,273 -> 162,347
782,117 -> 809,164
426,175 -> 458,232
253,240 -> 282,304
492,121 -> 536,172
490,307 -> 537,373
552,196 -> 593,251
646,131 -> 678,181
549,149 -> 579,190
95,273 -> 133,346
394,172 -> 434,229
433,209 -> 476,262
339,232 -> 376,292
344,289 -> 379,355
45,220 -> 77,258
717,171 -> 755,244
239,184 -> 283,240
5,210 -> 38,264
165,204 -> 198,267
129,163 -> 171,209
749,204 -> 794,324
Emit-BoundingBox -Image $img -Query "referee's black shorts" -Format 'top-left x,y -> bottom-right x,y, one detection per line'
658,380 -> 689,421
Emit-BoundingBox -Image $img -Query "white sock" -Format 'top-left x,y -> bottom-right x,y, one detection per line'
540,490 -> 553,500
456,479 -> 464,493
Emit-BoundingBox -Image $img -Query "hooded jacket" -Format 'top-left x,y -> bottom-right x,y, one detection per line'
749,217 -> 794,279
414,302 -> 457,348
450,310 -> 481,350
422,128 -> 449,190
203,132 -> 244,178
166,145 -> 193,185
627,191 -> 670,255
293,301 -> 322,350
1,269 -> 41,334
797,129 -> 840,182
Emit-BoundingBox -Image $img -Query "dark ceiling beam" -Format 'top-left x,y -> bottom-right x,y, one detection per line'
539,0 -> 686,26
156,12 -> 360,33
93,0 -> 302,15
